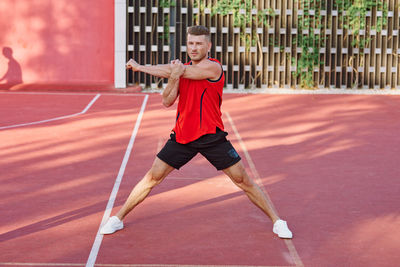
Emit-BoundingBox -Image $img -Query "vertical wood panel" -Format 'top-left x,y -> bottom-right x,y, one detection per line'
127,0 -> 399,90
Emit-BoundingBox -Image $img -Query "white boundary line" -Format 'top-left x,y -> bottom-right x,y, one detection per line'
167,177 -> 222,180
0,91 -> 143,96
142,87 -> 400,95
225,112 -> 304,267
0,263 -> 294,267
224,88 -> 400,95
86,94 -> 149,267
0,94 -> 101,130
0,264 -> 83,266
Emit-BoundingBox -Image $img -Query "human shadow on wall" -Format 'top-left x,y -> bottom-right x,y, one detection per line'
0,47 -> 23,90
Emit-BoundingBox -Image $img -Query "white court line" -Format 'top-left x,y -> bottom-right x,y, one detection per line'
86,94 -> 149,267
0,91 -> 145,96
94,265 -> 294,267
0,263 -> 83,266
144,87 -> 400,95
167,177 -> 218,180
0,262 -> 294,267
225,112 -> 304,267
0,94 -> 101,130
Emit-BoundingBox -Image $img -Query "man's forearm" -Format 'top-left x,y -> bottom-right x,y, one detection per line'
162,77 -> 179,107
137,64 -> 172,79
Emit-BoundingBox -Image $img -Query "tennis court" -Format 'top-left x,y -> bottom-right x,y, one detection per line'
1,91 -> 399,267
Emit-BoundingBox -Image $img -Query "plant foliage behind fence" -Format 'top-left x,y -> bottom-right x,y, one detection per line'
127,0 -> 399,90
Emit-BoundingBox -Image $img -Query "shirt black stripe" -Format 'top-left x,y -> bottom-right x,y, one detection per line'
199,88 -> 207,128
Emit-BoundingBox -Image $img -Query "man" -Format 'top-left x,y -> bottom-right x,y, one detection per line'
100,25 -> 292,239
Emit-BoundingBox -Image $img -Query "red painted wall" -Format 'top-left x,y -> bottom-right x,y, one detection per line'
0,0 -> 114,90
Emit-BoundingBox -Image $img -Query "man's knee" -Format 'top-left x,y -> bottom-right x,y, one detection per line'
146,157 -> 174,185
225,164 -> 253,188
149,168 -> 165,183
230,171 -> 246,185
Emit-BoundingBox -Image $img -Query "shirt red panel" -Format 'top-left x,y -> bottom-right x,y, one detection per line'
173,58 -> 225,144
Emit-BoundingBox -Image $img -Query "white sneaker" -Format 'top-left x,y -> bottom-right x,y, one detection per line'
273,219 -> 293,239
100,216 -> 124,235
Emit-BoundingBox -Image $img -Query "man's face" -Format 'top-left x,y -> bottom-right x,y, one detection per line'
187,34 -> 211,61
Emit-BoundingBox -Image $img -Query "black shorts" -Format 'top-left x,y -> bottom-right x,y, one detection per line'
157,128 -> 241,170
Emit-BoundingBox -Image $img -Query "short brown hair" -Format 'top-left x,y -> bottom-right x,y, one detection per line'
187,25 -> 210,41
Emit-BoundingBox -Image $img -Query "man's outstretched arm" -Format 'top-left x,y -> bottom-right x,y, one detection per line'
162,59 -> 185,107
126,59 -> 172,78
126,58 -> 221,81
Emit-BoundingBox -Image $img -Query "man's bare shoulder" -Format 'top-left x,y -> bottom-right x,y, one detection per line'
197,58 -> 221,72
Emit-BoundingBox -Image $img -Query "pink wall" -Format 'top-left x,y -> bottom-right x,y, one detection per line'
0,0 -> 114,90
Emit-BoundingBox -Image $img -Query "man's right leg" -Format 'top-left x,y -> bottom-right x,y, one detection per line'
100,157 -> 174,234
116,157 -> 174,220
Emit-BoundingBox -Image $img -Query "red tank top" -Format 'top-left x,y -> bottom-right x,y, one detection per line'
173,58 -> 225,144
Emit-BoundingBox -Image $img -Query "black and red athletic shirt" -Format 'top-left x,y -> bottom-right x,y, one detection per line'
173,57 -> 225,144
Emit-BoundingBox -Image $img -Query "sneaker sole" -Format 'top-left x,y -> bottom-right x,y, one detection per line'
100,224 -> 123,235
273,229 -> 293,239
277,233 -> 293,239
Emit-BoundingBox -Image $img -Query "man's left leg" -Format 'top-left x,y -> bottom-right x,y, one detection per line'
223,160 -> 293,238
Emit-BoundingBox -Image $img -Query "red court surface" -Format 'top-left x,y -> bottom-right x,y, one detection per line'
1,91 -> 400,267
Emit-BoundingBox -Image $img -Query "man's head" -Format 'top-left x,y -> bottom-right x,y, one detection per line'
187,25 -> 211,42
2,47 -> 12,59
186,25 -> 211,62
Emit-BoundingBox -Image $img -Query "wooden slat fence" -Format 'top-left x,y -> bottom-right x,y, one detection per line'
127,0 -> 400,90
